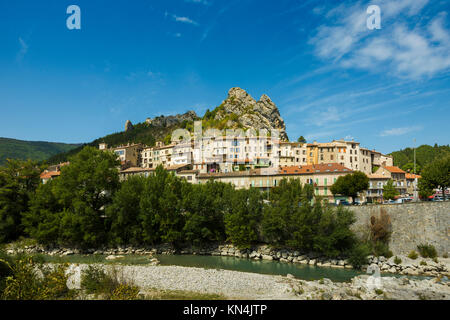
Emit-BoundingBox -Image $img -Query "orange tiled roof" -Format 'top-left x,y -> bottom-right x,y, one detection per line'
383,166 -> 406,174
120,167 -> 153,173
405,173 -> 421,179
368,174 -> 389,179
279,163 -> 352,175
40,171 -> 61,179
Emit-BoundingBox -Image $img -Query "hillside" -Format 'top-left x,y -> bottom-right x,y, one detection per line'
46,87 -> 288,164
389,144 -> 450,173
0,138 -> 80,165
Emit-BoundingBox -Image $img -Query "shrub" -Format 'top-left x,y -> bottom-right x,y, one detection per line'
394,256 -> 402,264
80,265 -> 139,300
1,257 -> 74,300
348,243 -> 370,270
433,257 -> 439,263
372,241 -> 393,258
443,253 -> 448,258
417,244 -> 437,259
369,209 -> 392,244
374,289 -> 383,295
81,265 -> 113,295
110,283 -> 140,300
420,260 -> 427,266
408,251 -> 418,260
0,250 -> 14,294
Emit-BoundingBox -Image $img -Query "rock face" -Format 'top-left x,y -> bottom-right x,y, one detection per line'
147,111 -> 198,128
125,120 -> 134,132
213,88 -> 288,140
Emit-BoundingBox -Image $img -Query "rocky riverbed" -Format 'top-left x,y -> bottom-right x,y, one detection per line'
7,242 -> 450,278
64,263 -> 450,300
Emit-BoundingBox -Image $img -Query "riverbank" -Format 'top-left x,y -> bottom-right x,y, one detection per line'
6,241 -> 450,278
64,263 -> 450,300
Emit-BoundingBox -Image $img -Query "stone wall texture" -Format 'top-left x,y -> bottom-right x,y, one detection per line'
349,202 -> 450,256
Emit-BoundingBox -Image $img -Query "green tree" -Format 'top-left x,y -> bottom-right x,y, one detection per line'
138,166 -> 185,245
22,180 -> 63,244
297,136 -> 306,143
106,175 -> 146,246
330,172 -> 369,204
182,180 -> 232,246
158,173 -> 185,244
419,155 -> 450,200
0,159 -> 41,243
24,146 -> 120,248
262,179 -> 313,246
224,188 -> 263,249
312,205 -> 356,258
401,162 -> 421,174
382,179 -> 399,201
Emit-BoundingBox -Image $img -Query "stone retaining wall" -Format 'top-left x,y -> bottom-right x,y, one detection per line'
349,201 -> 450,256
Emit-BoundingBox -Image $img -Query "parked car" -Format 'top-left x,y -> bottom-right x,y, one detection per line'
338,200 -> 351,206
432,196 -> 444,202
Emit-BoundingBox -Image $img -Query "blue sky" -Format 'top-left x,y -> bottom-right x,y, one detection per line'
0,0 -> 449,154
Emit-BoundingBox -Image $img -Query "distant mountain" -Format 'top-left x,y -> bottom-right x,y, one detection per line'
46,87 -> 288,164
0,138 -> 81,165
389,144 -> 450,173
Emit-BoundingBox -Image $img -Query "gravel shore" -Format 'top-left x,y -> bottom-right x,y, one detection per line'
66,263 -> 450,300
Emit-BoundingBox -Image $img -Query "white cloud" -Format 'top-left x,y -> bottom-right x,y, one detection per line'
173,15 -> 199,26
309,1 -> 450,79
379,125 -> 422,137
309,106 -> 341,126
16,37 -> 28,62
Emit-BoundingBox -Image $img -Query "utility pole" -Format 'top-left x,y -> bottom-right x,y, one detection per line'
413,138 -> 418,202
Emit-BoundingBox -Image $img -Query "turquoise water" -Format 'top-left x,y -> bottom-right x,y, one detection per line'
156,254 -> 365,282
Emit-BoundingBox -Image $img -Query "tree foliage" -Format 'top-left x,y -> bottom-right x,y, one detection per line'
3,148 -> 360,260
23,146 -> 120,248
419,155 -> 450,200
382,179 -> 399,201
262,179 -> 355,257
224,188 -> 263,249
330,171 -> 369,204
0,159 -> 41,243
390,144 -> 450,174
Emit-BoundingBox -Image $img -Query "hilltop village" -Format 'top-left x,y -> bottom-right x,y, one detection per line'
40,88 -> 421,204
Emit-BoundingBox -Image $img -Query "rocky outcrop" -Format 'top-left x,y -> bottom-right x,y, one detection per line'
213,87 -> 288,140
288,274 -> 450,300
146,111 -> 198,128
125,120 -> 134,132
